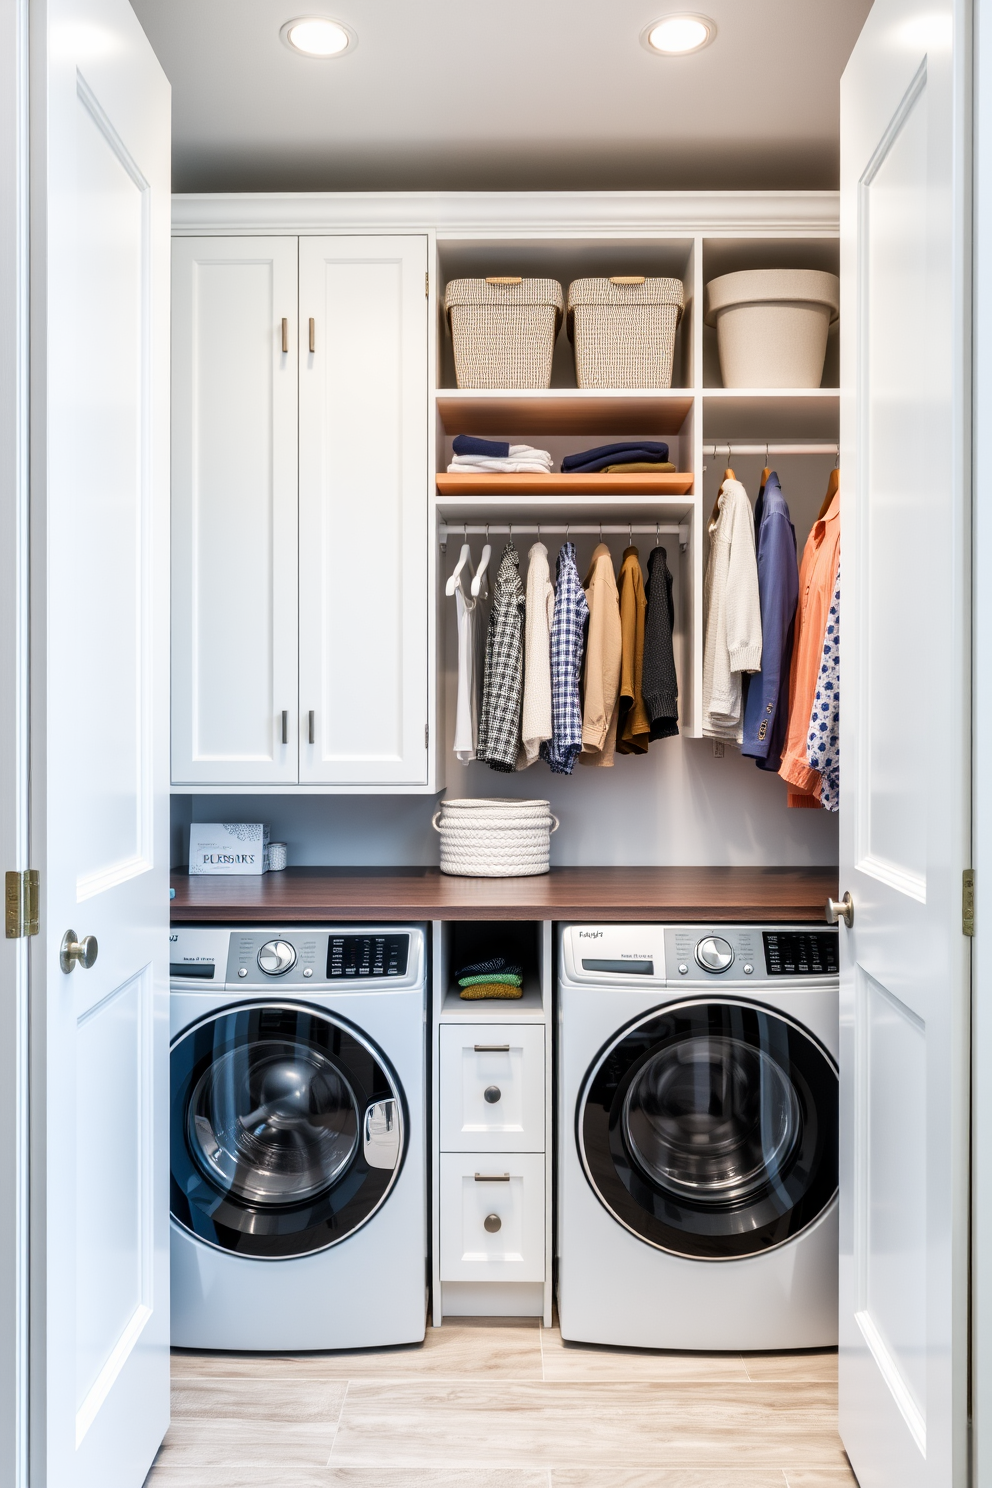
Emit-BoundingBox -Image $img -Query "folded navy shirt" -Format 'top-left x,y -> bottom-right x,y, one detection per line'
452,434 -> 510,458
562,441 -> 670,472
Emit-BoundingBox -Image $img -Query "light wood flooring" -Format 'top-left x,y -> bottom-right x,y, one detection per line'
144,1317 -> 858,1488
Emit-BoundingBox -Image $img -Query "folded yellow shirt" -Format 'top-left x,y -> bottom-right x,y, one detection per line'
601,461 -> 676,473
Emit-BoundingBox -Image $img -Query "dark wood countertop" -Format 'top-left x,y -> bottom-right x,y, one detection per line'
170,866 -> 837,924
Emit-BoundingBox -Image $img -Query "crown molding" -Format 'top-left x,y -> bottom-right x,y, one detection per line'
171,190 -> 839,237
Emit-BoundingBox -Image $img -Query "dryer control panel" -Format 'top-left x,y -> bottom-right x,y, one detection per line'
559,924 -> 838,986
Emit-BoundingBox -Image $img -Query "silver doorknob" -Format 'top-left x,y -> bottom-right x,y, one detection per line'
484,1085 -> 501,1104
825,892 -> 854,928
484,1213 -> 501,1233
60,930 -> 98,973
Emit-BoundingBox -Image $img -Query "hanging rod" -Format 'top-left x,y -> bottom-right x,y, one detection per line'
439,522 -> 690,552
701,443 -> 838,456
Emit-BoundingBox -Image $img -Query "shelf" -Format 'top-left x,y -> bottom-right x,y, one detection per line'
436,472 -> 694,496
702,390 -> 839,440
435,492 -> 696,526
440,983 -> 544,1020
436,390 -> 694,436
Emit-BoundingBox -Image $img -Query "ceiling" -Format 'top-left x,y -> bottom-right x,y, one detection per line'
131,0 -> 874,195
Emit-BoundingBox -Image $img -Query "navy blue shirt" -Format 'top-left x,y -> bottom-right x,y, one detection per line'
741,473 -> 799,769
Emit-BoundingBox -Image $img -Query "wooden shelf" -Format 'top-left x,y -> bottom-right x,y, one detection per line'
170,866 -> 837,924
436,472 -> 694,496
436,390 -> 694,436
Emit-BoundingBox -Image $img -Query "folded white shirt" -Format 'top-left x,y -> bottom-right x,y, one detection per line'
450,445 -> 552,470
447,460 -> 553,474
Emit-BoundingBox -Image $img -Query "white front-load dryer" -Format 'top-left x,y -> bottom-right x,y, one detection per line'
558,923 -> 839,1351
169,925 -> 427,1351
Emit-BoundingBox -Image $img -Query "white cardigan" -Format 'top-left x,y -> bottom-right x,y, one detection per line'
518,542 -> 556,767
702,479 -> 762,742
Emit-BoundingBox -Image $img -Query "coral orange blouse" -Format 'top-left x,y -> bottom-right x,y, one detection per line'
778,491 -> 840,808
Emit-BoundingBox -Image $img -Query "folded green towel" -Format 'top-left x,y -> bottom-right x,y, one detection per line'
458,972 -> 523,988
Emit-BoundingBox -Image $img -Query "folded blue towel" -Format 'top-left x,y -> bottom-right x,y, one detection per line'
562,441 -> 669,472
452,435 -> 510,458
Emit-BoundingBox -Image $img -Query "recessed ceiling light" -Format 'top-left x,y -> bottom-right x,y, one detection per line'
642,14 -> 716,55
280,16 -> 355,58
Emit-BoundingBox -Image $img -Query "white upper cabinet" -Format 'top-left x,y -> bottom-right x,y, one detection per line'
172,236 -> 300,784
298,235 -> 429,786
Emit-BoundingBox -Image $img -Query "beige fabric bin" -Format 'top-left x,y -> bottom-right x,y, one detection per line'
566,277 -> 685,388
431,797 -> 559,877
444,278 -> 563,389
704,269 -> 840,388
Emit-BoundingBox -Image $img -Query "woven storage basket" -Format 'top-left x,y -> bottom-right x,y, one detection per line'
431,798 -> 559,878
566,277 -> 685,388
444,278 -> 564,389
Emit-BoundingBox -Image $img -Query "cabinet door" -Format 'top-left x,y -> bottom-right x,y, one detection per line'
439,1025 -> 545,1152
298,235 -> 428,785
439,1153 -> 545,1283
172,236 -> 299,784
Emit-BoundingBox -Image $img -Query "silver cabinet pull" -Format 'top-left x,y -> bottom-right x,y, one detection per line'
364,1098 -> 401,1170
474,1172 -> 510,1182
308,710 -> 315,744
281,317 -> 288,353
474,1044 -> 510,1053
825,892 -> 854,928
484,1213 -> 502,1232
281,710 -> 288,744
308,317 -> 315,353
60,930 -> 98,974
484,1085 -> 501,1104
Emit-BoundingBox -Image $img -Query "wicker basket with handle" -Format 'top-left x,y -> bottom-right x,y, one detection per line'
444,278 -> 564,389
431,797 -> 559,877
567,276 -> 685,388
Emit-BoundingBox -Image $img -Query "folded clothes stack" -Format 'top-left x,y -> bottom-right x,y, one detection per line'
561,441 -> 675,474
456,954 -> 524,1000
448,434 -> 554,475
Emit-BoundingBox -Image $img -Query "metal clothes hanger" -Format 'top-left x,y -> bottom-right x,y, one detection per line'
760,442 -> 771,491
817,452 -> 840,520
471,524 -> 492,598
710,445 -> 734,525
444,522 -> 473,597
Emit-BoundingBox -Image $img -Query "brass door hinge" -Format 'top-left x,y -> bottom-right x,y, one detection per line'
425,723 -> 430,749
425,271 -> 429,299
5,869 -> 39,939
964,869 -> 975,937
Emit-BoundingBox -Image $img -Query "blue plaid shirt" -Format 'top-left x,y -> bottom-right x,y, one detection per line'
541,543 -> 589,775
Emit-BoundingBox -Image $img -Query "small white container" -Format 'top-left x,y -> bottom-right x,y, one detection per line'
268,842 -> 288,872
431,798 -> 559,878
704,269 -> 840,388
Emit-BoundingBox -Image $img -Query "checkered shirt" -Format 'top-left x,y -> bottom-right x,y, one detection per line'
540,543 -> 589,775
477,543 -> 525,772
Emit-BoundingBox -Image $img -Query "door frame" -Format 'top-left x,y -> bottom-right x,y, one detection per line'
0,0 -> 31,1481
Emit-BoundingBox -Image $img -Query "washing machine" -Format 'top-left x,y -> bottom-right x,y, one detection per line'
557,922 -> 839,1351
169,924 -> 427,1351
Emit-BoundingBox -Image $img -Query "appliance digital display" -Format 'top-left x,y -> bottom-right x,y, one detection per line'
170,962 -> 215,979
326,934 -> 409,978
581,959 -> 654,975
762,932 -> 838,977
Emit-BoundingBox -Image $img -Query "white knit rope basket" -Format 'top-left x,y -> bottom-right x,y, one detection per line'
431,798 -> 560,877
566,277 -> 685,389
444,278 -> 564,389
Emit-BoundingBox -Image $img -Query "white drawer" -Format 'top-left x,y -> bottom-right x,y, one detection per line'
439,1024 -> 545,1152
438,1152 -> 545,1283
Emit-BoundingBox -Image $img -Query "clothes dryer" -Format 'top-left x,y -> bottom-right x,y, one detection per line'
558,923 -> 838,1351
169,925 -> 427,1351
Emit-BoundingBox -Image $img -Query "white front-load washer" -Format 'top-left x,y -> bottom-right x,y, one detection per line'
169,924 -> 427,1351
558,922 -> 839,1351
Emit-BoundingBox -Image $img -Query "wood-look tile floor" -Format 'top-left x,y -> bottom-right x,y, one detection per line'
144,1318 -> 857,1488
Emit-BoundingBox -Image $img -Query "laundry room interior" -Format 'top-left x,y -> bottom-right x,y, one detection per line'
6,0 -> 986,1485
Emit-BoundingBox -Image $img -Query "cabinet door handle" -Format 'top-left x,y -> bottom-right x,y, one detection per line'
281,710 -> 288,744
308,317 -> 315,353
474,1044 -> 510,1053
474,1173 -> 510,1182
308,710 -> 315,744
281,317 -> 288,353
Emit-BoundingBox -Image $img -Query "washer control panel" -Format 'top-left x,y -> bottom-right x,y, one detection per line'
663,926 -> 838,983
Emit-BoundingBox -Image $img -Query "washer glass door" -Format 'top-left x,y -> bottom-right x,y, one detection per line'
171,1002 -> 405,1258
579,999 -> 837,1259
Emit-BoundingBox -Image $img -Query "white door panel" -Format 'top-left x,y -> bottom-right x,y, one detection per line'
298,235 -> 428,785
40,0 -> 171,1481
839,2 -> 970,1484
172,236 -> 299,784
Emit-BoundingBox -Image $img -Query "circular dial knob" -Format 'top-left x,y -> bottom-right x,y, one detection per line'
257,939 -> 297,976
694,935 -> 735,973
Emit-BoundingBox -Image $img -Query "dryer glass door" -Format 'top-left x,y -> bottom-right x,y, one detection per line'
579,998 -> 837,1259
171,1002 -> 405,1258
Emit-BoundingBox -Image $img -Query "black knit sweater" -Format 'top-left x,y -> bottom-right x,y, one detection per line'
643,546 -> 679,739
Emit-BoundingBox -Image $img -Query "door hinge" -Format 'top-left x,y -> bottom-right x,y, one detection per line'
964,868 -> 975,937
5,869 -> 39,939
425,723 -> 430,749
425,271 -> 429,299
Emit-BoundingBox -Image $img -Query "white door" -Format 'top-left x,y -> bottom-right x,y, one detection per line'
298,235 -> 429,786
839,2 -> 970,1485
36,0 -> 171,1481
171,236 -> 300,785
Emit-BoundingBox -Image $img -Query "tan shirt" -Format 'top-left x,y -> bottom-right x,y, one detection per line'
579,543 -> 622,767
616,546 -> 651,755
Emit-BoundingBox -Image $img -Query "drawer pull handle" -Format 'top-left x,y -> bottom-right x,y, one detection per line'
484,1085 -> 501,1104
474,1044 -> 510,1053
474,1172 -> 510,1182
484,1213 -> 502,1233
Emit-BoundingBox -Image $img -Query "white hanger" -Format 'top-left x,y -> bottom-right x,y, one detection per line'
445,525 -> 473,597
471,525 -> 492,598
